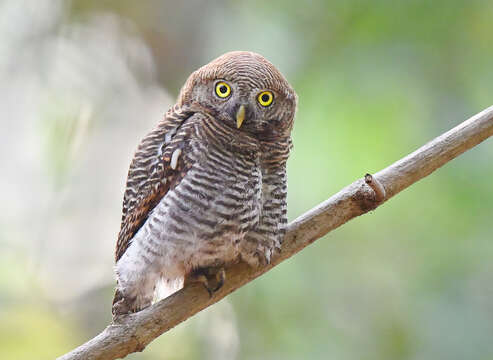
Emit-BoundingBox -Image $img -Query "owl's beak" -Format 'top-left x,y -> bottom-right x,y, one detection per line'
236,105 -> 246,129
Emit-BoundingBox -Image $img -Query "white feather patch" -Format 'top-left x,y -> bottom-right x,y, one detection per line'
170,149 -> 182,170
154,277 -> 184,303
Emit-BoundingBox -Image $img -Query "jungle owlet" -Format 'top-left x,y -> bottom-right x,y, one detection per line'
113,51 -> 297,316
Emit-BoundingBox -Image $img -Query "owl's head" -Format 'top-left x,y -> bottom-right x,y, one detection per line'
178,51 -> 297,140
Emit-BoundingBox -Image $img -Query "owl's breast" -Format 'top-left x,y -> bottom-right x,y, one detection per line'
180,143 -> 262,238
137,135 -> 262,272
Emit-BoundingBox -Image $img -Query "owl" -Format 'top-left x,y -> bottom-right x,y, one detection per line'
112,51 -> 297,316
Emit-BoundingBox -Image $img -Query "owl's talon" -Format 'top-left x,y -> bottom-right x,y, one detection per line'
198,276 -> 215,297
187,267 -> 226,297
197,274 -> 213,297
112,298 -> 131,317
212,268 -> 226,292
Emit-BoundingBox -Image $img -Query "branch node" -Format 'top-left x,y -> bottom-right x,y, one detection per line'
364,173 -> 386,203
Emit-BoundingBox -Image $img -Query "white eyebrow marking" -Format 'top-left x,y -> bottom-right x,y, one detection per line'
170,149 -> 182,170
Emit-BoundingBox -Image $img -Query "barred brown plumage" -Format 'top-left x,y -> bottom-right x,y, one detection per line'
113,51 -> 297,316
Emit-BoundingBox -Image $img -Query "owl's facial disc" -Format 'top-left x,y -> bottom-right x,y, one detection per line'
179,51 -> 297,138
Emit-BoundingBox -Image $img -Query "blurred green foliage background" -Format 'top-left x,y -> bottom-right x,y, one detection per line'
1,1 -> 493,359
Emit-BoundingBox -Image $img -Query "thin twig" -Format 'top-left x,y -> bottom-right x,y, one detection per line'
364,173 -> 386,202
57,105 -> 493,360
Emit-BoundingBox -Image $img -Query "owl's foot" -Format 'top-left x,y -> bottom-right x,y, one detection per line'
112,289 -> 131,317
214,268 -> 226,292
112,297 -> 132,317
112,288 -> 152,318
187,267 -> 226,297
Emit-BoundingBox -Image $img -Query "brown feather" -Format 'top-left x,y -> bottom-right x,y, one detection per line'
112,51 -> 297,315
115,105 -> 194,261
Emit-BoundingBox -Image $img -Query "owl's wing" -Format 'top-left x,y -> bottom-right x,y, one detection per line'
115,105 -> 197,261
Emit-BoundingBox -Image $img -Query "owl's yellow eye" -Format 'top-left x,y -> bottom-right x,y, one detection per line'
215,81 -> 231,98
257,91 -> 274,107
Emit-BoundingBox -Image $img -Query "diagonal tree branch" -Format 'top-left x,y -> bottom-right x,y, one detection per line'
58,105 -> 493,360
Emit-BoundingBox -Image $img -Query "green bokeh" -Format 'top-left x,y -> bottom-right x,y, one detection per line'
2,1 -> 493,359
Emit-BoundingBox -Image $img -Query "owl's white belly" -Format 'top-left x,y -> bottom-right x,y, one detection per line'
116,161 -> 261,302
